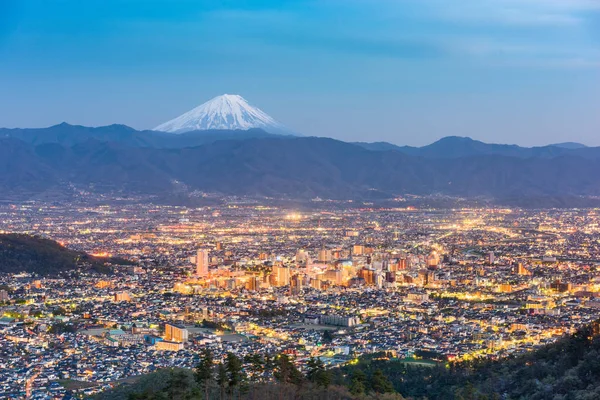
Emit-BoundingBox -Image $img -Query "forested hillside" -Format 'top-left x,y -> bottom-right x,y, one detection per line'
95,321 -> 600,400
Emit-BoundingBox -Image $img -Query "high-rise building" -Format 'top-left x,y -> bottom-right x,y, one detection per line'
488,252 -> 495,265
290,274 -> 303,295
358,268 -> 375,285
514,263 -> 532,276
246,276 -> 260,291
353,245 -> 365,256
498,284 -> 512,293
196,249 -> 209,276
164,323 -> 189,343
0,290 -> 9,302
273,265 -> 290,286
95,280 -> 112,289
418,270 -> 430,285
426,252 -> 439,268
374,272 -> 384,288
318,249 -> 332,263
114,292 -> 131,302
324,269 -> 343,285
385,271 -> 396,283
398,258 -> 409,270
310,278 -> 322,290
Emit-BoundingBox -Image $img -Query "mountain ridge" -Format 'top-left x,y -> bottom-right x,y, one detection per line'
0,123 -> 284,149
3,123 -> 597,159
2,135 -> 600,206
2,124 -> 600,206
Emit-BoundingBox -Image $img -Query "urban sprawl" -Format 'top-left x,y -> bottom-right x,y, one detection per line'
2,202 -> 600,398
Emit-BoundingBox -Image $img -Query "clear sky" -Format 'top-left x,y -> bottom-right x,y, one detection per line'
1,0 -> 599,146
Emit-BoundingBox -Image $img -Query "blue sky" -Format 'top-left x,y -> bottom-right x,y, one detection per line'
0,0 -> 599,146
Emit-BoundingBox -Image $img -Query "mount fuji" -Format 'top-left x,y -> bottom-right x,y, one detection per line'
154,94 -> 291,134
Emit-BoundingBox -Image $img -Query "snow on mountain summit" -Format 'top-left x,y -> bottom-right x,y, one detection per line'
154,94 -> 288,134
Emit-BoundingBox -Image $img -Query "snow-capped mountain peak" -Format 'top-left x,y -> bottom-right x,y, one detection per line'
154,94 -> 288,134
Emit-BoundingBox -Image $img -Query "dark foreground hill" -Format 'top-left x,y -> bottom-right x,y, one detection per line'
94,320 -> 600,400
335,320 -> 600,400
0,234 -> 130,275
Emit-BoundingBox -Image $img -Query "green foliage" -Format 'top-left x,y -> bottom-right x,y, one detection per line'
48,321 -> 77,334
243,354 -> 265,381
225,353 -> 245,392
216,362 -> 227,396
200,319 -> 229,331
306,357 -> 331,388
52,306 -> 67,316
195,348 -> 214,399
349,370 -> 366,395
371,369 -> 394,394
337,320 -> 600,400
322,330 -> 334,343
273,354 -> 304,386
0,284 -> 12,292
97,322 -> 600,400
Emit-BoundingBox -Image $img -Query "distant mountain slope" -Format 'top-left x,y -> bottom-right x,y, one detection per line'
0,123 -> 282,148
551,142 -> 588,149
0,234 -> 128,275
352,141 -> 404,152
2,124 -> 596,160
1,136 -> 600,205
355,136 -> 596,159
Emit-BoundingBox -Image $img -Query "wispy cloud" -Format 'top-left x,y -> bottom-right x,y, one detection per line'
429,0 -> 599,27
313,0 -> 600,67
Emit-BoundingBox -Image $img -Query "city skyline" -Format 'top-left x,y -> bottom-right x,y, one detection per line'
3,202 -> 600,398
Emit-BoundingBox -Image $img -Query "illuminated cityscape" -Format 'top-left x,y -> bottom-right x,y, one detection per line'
2,201 -> 600,397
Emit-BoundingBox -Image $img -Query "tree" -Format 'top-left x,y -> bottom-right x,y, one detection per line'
244,354 -> 265,381
306,357 -> 331,388
322,330 -> 334,343
306,357 -> 322,382
372,369 -> 395,394
164,369 -> 195,400
349,370 -> 366,395
48,322 -> 77,334
273,354 -> 304,386
315,368 -> 332,388
226,352 -> 245,397
216,363 -> 227,400
195,348 -> 214,400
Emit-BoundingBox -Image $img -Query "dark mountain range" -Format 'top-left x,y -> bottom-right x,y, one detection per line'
0,123 -> 282,148
1,132 -> 600,206
0,234 -> 129,275
356,136 -> 597,159
551,142 -> 588,149
3,123 -> 597,159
